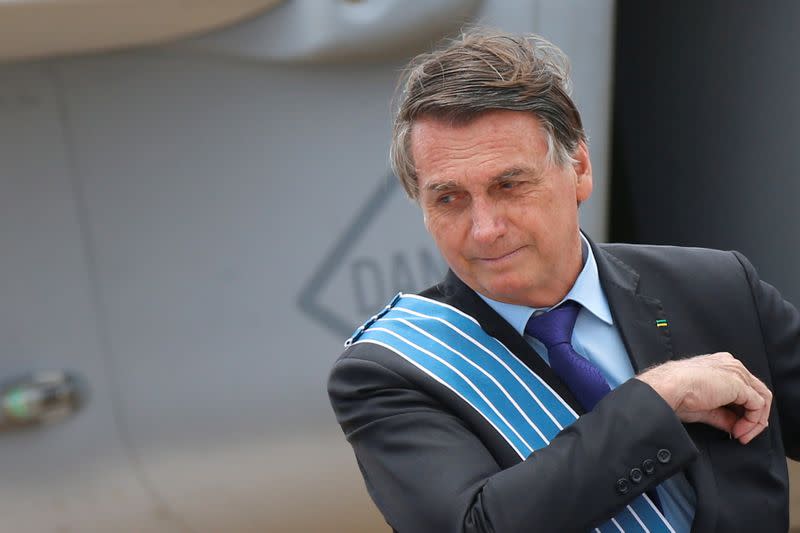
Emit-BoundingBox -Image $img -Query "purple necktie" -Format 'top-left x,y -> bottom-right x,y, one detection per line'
525,301 -> 664,511
524,300 -> 611,411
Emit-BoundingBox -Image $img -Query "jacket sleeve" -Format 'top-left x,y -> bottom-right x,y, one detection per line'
328,342 -> 699,533
733,250 -> 800,459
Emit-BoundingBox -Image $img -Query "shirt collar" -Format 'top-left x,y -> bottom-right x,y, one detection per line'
478,234 -> 614,336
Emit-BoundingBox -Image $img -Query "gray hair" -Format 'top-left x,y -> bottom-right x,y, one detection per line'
390,28 -> 587,200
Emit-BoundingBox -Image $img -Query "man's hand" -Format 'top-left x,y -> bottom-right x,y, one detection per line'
636,352 -> 772,444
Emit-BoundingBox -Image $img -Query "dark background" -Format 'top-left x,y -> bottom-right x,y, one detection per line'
611,0 -> 800,305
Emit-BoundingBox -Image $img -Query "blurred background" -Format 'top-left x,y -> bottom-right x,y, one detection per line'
0,0 -> 798,531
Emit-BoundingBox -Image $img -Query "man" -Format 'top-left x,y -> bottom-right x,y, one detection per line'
328,29 -> 796,532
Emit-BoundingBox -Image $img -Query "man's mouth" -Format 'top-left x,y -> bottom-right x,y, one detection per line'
477,246 -> 525,263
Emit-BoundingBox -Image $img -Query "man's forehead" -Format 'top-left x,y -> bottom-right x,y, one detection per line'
410,109 -> 545,133
411,110 -> 536,138
410,111 -> 550,192
409,111 -> 549,160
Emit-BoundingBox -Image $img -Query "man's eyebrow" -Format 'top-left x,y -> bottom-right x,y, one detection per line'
425,180 -> 460,193
491,167 -> 525,182
490,166 -> 541,184
423,166 -> 541,193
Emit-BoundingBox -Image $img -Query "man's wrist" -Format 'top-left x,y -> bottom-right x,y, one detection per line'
635,362 -> 681,411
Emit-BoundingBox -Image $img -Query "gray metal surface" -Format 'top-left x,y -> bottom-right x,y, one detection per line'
0,65 -> 172,532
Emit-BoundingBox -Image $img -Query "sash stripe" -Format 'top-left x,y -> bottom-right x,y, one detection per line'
383,321 -> 546,450
350,294 -> 676,533
381,317 -> 552,445
389,306 -> 569,432
631,496 -> 675,533
397,295 -> 579,421
613,507 -> 644,532
352,337 -> 528,458
366,327 -> 534,456
628,505 -> 650,533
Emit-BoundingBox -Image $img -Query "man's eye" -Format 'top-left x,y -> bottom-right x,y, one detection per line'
500,181 -> 516,190
437,194 -> 455,205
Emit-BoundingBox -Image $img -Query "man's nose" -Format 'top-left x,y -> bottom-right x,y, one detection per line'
470,198 -> 506,243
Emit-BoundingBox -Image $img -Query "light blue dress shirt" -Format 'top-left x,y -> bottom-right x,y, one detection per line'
478,235 -> 696,532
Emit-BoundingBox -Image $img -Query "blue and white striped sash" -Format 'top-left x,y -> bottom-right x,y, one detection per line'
347,293 -> 676,533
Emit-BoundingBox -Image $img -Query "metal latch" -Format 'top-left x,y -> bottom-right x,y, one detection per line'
0,371 -> 87,431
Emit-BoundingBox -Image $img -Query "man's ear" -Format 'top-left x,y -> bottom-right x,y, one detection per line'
573,141 -> 593,204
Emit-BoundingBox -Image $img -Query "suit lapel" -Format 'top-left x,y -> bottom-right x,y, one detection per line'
592,242 -> 675,372
433,270 -> 586,414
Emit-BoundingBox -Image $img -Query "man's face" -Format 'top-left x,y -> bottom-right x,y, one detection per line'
411,110 -> 593,308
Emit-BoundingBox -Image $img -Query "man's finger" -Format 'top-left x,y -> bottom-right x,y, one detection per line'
696,406 -> 738,435
736,373 -> 772,433
748,375 -> 773,426
733,418 -> 767,444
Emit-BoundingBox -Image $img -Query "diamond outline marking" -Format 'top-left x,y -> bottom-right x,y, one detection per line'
297,173 -> 399,338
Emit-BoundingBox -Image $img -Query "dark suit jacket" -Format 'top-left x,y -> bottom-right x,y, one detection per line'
328,241 -> 800,532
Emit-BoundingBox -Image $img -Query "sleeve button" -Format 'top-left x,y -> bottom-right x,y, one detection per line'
629,468 -> 643,483
657,448 -> 672,464
616,478 -> 630,495
642,459 -> 656,474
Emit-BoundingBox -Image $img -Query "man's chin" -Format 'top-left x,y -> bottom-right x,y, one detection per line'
473,277 -> 564,307
453,269 -> 541,304
475,280 -> 532,305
